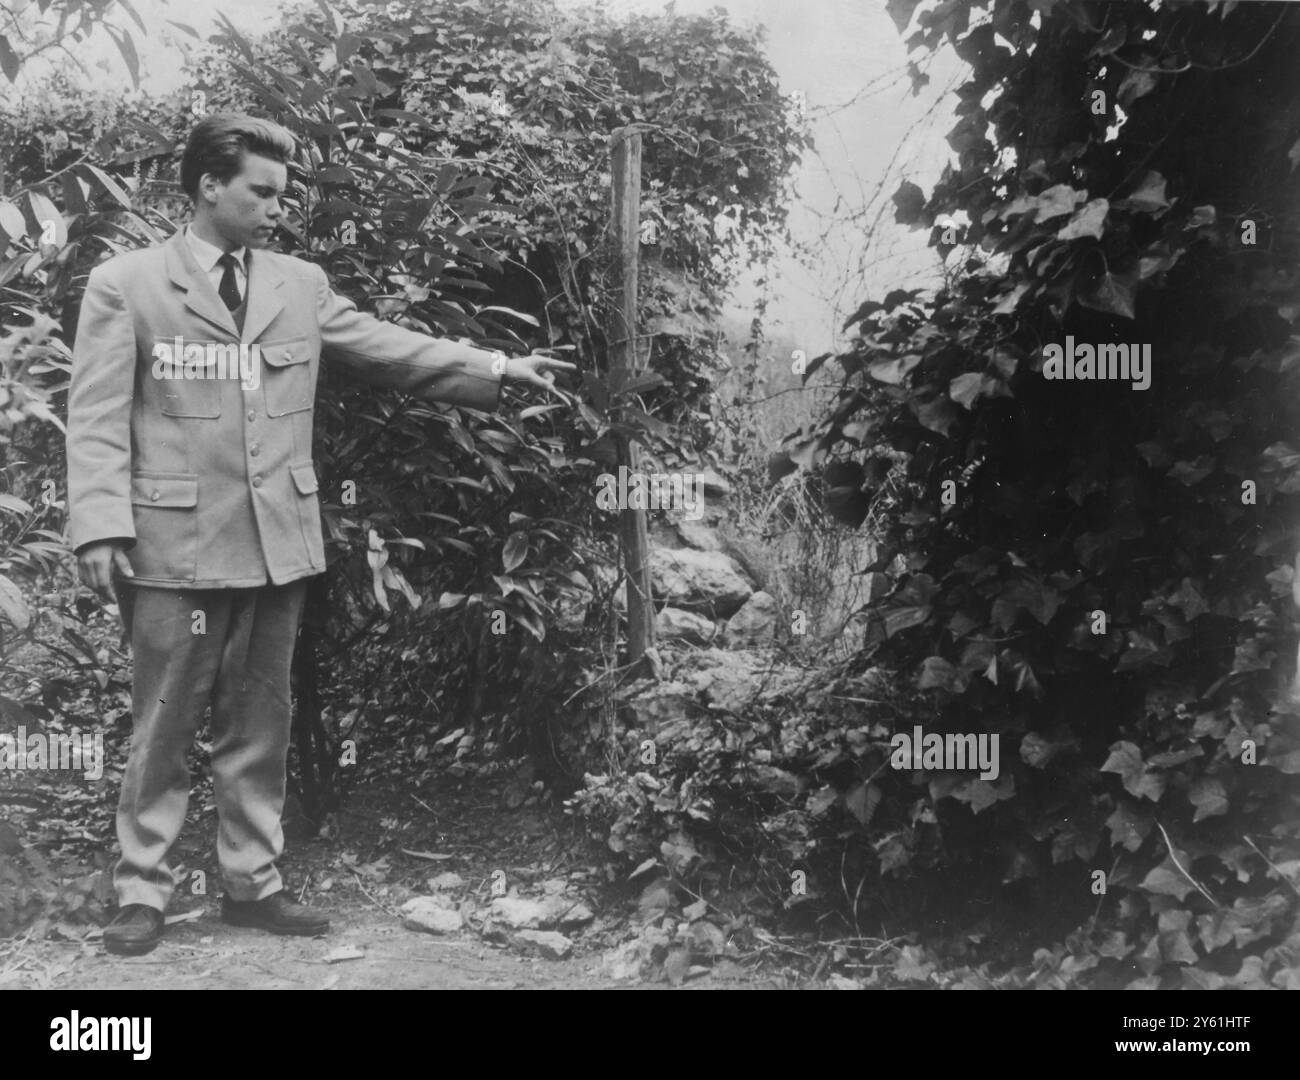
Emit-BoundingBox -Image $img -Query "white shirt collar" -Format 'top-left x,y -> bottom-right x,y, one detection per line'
184,224 -> 247,274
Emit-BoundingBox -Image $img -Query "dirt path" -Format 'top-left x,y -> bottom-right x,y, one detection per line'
2,767 -> 790,990
14,905 -> 772,990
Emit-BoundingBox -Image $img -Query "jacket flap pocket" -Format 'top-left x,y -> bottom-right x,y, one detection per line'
290,462 -> 319,495
131,474 -> 199,508
261,340 -> 310,368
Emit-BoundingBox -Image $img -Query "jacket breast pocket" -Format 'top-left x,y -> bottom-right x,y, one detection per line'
154,339 -> 223,419
260,338 -> 315,417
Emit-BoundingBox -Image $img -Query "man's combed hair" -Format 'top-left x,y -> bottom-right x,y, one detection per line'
180,113 -> 297,199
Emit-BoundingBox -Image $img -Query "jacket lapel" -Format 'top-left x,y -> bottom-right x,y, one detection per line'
241,248 -> 286,344
165,230 -> 237,339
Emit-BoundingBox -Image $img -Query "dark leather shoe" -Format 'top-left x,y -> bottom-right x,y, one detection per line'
104,904 -> 165,956
221,891 -> 330,936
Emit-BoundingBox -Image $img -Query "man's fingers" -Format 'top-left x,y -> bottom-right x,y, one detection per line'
112,549 -> 134,578
539,381 -> 575,405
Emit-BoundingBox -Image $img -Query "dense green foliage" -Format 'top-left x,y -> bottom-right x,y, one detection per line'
761,0 -> 1300,987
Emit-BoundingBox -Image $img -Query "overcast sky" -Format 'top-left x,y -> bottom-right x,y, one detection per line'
14,0 -> 964,355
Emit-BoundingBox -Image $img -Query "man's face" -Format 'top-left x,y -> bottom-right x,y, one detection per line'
198,152 -> 286,250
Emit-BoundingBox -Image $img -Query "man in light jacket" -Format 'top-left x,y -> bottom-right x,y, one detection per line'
67,113 -> 572,955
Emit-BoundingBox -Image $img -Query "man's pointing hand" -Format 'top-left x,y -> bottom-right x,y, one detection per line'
498,351 -> 578,399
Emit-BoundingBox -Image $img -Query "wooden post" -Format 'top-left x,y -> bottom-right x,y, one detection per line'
608,128 -> 655,671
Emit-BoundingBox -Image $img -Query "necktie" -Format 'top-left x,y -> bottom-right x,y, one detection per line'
218,252 -> 242,310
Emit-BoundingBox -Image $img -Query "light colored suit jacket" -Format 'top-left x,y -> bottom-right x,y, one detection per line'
66,229 -> 502,587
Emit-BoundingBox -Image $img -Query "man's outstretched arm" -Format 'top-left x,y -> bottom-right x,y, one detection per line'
312,265 -> 574,407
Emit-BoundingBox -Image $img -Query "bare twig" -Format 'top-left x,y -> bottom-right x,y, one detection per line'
1155,820 -> 1219,908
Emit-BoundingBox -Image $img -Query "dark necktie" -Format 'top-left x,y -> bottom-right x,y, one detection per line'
218,252 -> 242,310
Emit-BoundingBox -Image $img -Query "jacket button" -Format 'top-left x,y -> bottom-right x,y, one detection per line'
247,410 -> 255,421
250,445 -> 260,457
252,476 -> 263,488
150,490 -> 160,501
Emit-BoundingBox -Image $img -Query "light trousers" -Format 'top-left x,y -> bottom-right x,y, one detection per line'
113,580 -> 308,910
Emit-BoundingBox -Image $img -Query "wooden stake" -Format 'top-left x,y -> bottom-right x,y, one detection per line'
608,127 -> 655,671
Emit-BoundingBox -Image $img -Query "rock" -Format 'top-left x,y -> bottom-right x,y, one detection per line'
724,590 -> 778,646
401,897 -> 463,935
649,519 -> 682,549
539,894 -> 595,928
511,929 -> 573,960
690,648 -> 805,712
619,680 -> 698,734
650,548 -> 753,617
618,650 -> 806,730
687,920 -> 727,958
673,520 -> 724,551
601,939 -> 645,980
427,872 -> 465,892
655,606 -> 717,645
489,896 -> 549,930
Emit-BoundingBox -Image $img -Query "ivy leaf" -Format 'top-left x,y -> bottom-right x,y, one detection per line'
1156,909 -> 1200,965
806,785 -> 838,818
992,282 -> 1030,314
1116,170 -> 1169,214
1140,856 -> 1195,901
1117,67 -> 1157,107
844,781 -> 882,826
867,353 -> 921,385
965,777 -> 1014,813
885,0 -> 923,33
1077,271 -> 1137,319
892,181 -> 926,227
1056,198 -> 1109,241
914,395 -> 959,436
883,604 -> 931,637
1101,741 -> 1166,801
1004,183 -> 1085,222
917,655 -> 958,691
1106,802 -> 1152,851
1189,777 -> 1228,821
949,371 -> 995,409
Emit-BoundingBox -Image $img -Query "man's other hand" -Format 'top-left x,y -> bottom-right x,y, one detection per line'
78,541 -> 134,602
